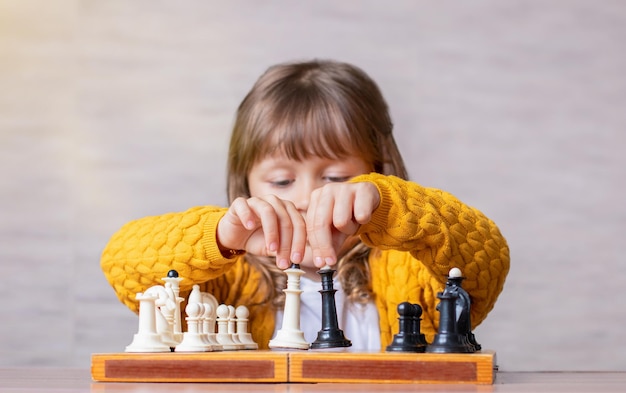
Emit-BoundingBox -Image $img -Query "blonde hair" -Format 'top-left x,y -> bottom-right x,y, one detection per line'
226,59 -> 408,307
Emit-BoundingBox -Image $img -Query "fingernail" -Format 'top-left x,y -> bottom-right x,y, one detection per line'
269,242 -> 278,252
324,257 -> 335,265
315,257 -> 323,267
291,252 -> 301,263
278,258 -> 289,269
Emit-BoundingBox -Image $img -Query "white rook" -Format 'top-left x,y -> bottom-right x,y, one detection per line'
125,292 -> 171,353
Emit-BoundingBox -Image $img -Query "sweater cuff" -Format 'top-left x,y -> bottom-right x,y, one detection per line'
201,209 -> 238,262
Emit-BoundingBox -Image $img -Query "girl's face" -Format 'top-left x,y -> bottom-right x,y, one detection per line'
247,152 -> 372,272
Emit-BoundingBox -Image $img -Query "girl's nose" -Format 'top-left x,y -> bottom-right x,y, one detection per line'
293,179 -> 317,212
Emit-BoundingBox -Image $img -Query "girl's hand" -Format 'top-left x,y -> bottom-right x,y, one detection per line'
216,195 -> 306,269
306,181 -> 380,268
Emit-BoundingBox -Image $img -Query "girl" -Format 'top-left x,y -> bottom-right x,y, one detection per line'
101,59 -> 510,350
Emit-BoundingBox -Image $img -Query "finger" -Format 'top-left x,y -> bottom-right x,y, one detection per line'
217,198 -> 259,251
331,186 -> 360,236
273,198 -> 296,269
246,197 -> 281,256
306,188 -> 337,268
229,197 -> 259,230
253,195 -> 296,269
352,182 -> 380,224
285,202 -> 306,265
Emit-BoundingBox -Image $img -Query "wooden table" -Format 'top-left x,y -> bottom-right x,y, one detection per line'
0,368 -> 624,392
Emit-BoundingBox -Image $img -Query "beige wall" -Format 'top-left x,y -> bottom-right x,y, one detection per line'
1,0 -> 625,371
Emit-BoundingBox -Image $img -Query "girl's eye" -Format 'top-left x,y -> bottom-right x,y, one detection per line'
325,176 -> 351,183
270,179 -> 293,187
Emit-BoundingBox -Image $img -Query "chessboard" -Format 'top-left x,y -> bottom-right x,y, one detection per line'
93,267 -> 497,384
91,350 -> 497,384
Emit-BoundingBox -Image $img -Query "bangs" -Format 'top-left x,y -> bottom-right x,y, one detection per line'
256,91 -> 374,163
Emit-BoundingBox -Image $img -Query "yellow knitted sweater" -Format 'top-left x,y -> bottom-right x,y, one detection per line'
101,173 -> 509,349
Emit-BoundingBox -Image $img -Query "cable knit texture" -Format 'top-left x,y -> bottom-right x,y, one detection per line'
101,173 -> 509,348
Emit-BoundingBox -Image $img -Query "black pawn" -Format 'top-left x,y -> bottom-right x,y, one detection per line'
167,269 -> 179,278
310,267 -> 351,349
445,273 -> 481,351
426,291 -> 474,353
386,302 -> 427,352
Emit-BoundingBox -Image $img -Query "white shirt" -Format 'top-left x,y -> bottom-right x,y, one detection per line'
273,275 -> 381,350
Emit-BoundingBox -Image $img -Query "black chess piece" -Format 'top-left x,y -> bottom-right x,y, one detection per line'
167,269 -> 179,278
386,302 -> 427,352
444,271 -> 481,351
409,303 -> 429,349
426,291 -> 474,353
310,267 -> 352,349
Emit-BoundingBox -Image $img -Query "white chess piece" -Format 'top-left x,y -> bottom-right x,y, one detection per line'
215,304 -> 241,350
199,301 -> 222,350
449,267 -> 463,278
269,264 -> 310,350
175,301 -> 213,352
227,305 -> 245,348
187,285 -> 219,346
188,284 -> 202,304
200,292 -> 222,349
235,305 -> 258,350
145,285 -> 179,348
162,272 -> 184,342
125,292 -> 171,352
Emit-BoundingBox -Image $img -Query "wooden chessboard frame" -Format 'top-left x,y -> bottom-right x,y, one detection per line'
91,350 -> 496,384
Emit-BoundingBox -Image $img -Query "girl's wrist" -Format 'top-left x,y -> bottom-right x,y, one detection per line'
216,219 -> 245,258
219,247 -> 246,259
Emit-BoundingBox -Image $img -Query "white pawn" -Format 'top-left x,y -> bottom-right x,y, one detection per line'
215,304 -> 241,350
235,305 -> 258,350
175,302 -> 213,352
200,301 -> 223,350
125,292 -> 171,352
227,305 -> 245,349
200,292 -> 222,350
269,264 -> 309,350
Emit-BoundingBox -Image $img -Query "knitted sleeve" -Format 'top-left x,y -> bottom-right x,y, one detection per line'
100,206 -> 236,312
351,173 -> 510,325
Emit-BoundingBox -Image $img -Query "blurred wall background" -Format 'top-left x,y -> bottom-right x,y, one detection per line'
1,0 -> 625,371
